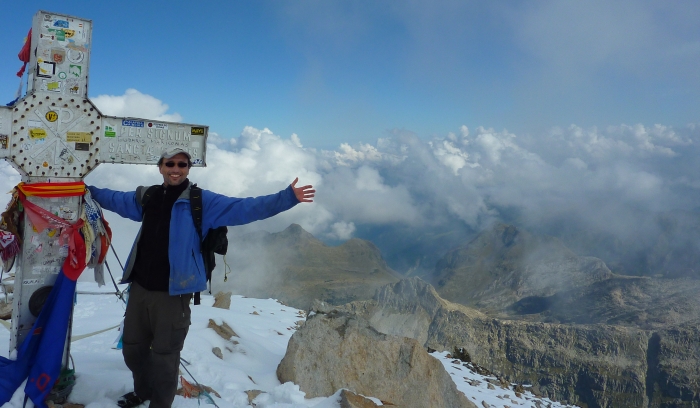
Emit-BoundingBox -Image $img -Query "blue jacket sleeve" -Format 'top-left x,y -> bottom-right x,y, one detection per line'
87,185 -> 143,222
201,185 -> 299,230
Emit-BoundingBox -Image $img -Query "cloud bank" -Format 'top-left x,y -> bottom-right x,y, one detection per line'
2,89 -> 700,279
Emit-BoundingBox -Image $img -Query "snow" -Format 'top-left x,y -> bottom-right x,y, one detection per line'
0,282 -> 578,407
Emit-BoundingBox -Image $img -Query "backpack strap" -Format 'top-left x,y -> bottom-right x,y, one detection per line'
189,184 -> 204,243
189,184 -> 205,305
137,185 -> 161,217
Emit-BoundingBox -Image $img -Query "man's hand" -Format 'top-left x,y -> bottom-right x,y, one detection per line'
291,178 -> 315,203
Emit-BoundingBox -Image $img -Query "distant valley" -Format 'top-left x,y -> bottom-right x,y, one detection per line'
217,222 -> 700,331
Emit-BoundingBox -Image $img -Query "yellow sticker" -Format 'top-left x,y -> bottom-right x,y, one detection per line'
64,29 -> 75,38
29,128 -> 47,139
45,111 -> 58,122
66,131 -> 91,143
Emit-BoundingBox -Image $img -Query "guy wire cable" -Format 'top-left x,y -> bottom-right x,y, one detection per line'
179,360 -> 221,408
104,259 -> 126,304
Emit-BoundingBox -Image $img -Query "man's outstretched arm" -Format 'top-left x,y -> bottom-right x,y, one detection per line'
201,178 -> 315,229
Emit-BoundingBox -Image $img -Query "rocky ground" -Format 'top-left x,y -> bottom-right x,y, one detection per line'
337,277 -> 700,408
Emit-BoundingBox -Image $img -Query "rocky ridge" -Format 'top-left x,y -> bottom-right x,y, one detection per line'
219,224 -> 400,309
431,223 -> 614,312
431,223 -> 700,330
217,223 -> 700,406
339,278 -> 700,408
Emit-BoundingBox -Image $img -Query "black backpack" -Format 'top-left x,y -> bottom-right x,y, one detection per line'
140,184 -> 228,305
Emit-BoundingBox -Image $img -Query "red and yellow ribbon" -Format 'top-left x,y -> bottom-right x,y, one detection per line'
16,182 -> 86,198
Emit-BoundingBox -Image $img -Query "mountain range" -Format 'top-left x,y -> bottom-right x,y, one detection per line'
218,222 -> 700,331
214,221 -> 700,407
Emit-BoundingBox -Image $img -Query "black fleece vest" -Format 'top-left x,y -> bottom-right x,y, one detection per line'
130,179 -> 189,291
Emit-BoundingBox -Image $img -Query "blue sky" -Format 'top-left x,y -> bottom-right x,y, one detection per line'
2,1 -> 700,276
2,1 -> 699,149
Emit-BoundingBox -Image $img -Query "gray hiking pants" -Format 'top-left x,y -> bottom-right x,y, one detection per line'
122,282 -> 192,408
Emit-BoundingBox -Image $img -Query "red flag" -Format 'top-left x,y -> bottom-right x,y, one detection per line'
17,28 -> 32,78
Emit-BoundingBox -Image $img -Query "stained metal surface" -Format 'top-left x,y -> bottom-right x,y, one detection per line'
28,11 -> 92,98
9,194 -> 81,350
5,10 -> 209,358
98,117 -> 207,166
8,92 -> 100,179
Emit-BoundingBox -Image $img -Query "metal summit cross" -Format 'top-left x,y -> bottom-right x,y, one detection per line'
0,11 -> 209,355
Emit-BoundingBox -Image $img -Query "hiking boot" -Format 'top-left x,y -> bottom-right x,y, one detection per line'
117,391 -> 145,408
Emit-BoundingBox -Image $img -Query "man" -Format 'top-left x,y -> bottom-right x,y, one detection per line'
87,147 -> 314,408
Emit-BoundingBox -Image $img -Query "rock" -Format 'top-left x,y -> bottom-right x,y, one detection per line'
0,301 -> 11,320
212,292 -> 232,309
453,346 -> 471,362
212,347 -> 223,359
245,390 -> 264,405
339,389 -> 380,408
207,319 -> 238,341
647,326 -> 700,407
277,310 -> 476,408
308,299 -> 338,315
46,402 -> 85,408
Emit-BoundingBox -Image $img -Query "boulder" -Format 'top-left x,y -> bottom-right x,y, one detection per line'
277,310 -> 476,408
212,292 -> 232,309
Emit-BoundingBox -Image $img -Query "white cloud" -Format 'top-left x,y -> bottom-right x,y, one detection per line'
329,221 -> 356,240
91,89 -> 183,122
355,166 -> 386,192
332,142 -> 385,166
430,138 -> 475,175
4,88 -> 700,278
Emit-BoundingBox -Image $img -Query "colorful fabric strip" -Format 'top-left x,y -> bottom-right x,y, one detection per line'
0,271 -> 77,408
19,194 -> 86,280
17,182 -> 86,198
0,230 -> 19,262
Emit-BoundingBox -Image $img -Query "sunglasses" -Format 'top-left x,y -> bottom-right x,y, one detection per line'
164,161 -> 189,168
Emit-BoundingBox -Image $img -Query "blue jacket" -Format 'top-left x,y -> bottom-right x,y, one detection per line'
87,183 -> 299,295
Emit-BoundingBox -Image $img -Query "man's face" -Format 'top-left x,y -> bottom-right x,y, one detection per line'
159,153 -> 190,186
